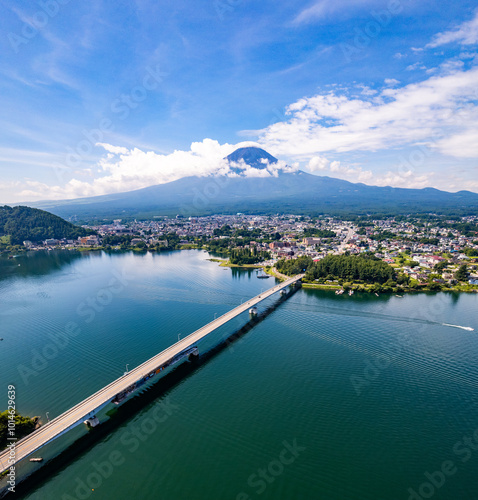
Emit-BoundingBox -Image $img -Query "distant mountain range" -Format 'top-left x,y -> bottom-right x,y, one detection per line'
26,147 -> 478,220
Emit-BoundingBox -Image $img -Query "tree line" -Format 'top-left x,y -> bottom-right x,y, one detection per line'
0,411 -> 36,450
229,247 -> 270,265
276,254 -> 396,284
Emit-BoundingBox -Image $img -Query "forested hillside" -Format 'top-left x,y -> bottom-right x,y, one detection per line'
0,205 -> 92,245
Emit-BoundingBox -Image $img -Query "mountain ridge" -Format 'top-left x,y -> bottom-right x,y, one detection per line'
17,147 -> 478,219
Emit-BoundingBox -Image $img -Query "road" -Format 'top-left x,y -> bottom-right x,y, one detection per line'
0,274 -> 303,473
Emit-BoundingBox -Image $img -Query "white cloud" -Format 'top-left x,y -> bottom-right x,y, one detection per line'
427,10 -> 478,48
384,78 -> 400,86
406,62 -> 427,71
304,158 -> 434,189
292,0 -> 379,25
12,139 -> 299,202
307,156 -> 329,171
254,64 -> 478,160
328,161 -> 373,183
97,144 -> 129,155
436,130 -> 478,158
15,139 -> 232,200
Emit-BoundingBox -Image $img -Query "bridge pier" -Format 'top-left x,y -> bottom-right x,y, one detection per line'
188,347 -> 199,361
83,415 -> 100,428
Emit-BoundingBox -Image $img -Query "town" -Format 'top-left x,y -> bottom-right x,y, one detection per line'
19,213 -> 478,291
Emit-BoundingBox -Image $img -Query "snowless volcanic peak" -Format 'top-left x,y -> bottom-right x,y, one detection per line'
225,146 -> 279,171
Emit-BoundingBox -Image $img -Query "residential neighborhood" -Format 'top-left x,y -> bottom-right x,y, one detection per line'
19,213 -> 478,288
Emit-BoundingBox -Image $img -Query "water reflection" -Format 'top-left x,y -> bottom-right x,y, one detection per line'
0,250 -> 87,281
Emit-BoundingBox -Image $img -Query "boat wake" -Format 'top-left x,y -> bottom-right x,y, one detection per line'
291,303 -> 476,332
442,323 -> 475,331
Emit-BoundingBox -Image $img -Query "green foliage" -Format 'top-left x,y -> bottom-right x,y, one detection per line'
442,221 -> 478,237
164,232 -> 180,249
370,230 -> 397,242
213,225 -> 232,237
463,247 -> 478,257
0,206 -> 93,245
233,227 -> 262,240
307,254 -> 396,284
455,264 -> 468,281
276,256 -> 314,276
418,237 -> 440,245
102,234 -> 134,246
434,260 -> 448,272
205,238 -> 231,251
229,247 -> 270,265
278,254 -> 396,284
0,411 -> 36,450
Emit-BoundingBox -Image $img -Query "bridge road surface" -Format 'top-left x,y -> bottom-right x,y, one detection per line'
0,274 -> 304,474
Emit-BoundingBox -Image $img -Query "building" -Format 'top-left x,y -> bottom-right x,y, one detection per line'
44,239 -> 60,246
78,236 -> 100,246
302,237 -> 321,246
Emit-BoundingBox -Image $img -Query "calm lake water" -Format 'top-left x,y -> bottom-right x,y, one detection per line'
1,249 -> 478,500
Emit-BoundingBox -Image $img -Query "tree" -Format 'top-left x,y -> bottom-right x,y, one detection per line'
285,254 -> 396,284
463,247 -> 478,257
0,411 -> 35,450
455,264 -> 468,281
434,260 -> 448,272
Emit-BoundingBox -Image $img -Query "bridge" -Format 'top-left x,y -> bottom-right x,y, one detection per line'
0,274 -> 303,474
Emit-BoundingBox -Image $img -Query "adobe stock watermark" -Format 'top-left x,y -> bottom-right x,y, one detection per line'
340,0 -> 403,62
178,175 -> 231,218
61,397 -> 180,500
350,329 -> 412,396
17,269 -> 131,385
390,92 -> 478,185
236,439 -> 306,499
407,428 -> 478,500
350,293 -> 451,395
215,0 -> 243,21
53,64 -> 167,184
8,0 -> 72,53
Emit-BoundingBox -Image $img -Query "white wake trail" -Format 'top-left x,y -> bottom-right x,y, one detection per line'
442,323 -> 475,331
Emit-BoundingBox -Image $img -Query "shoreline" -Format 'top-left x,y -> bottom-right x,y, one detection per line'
263,267 -> 478,294
300,283 -> 478,294
207,258 -> 263,269
5,250 -> 478,294
208,262 -> 478,293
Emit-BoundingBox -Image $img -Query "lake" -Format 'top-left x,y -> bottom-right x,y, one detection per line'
1,249 -> 477,500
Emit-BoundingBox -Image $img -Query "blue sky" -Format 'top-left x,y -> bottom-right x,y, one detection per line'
1,0 -> 478,202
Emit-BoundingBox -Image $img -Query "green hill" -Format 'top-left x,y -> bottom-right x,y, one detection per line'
0,205 -> 92,245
